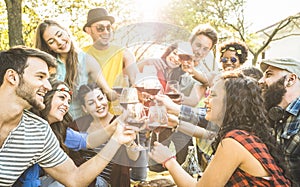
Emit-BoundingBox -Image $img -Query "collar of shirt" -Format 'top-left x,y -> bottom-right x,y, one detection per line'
282,96 -> 300,139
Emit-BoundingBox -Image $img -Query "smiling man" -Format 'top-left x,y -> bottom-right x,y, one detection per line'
259,58 -> 300,187
82,8 -> 139,87
0,46 -> 137,186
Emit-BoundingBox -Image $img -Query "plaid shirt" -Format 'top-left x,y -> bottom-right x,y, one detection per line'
178,105 -> 208,128
279,96 -> 300,186
225,130 -> 290,187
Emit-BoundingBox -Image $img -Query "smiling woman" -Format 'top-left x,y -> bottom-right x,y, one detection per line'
35,19 -> 117,120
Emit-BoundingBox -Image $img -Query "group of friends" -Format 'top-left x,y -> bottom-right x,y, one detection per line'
0,6 -> 299,187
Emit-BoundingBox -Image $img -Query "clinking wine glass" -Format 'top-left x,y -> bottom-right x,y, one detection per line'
143,77 -> 162,96
134,72 -> 146,104
178,54 -> 194,75
112,74 -> 130,94
119,87 -> 139,109
178,41 -> 194,76
126,103 -> 148,151
112,75 -> 130,114
143,77 -> 163,106
165,80 -> 181,100
147,105 -> 168,142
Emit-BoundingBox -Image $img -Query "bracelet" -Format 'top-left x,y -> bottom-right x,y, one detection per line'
162,155 -> 176,168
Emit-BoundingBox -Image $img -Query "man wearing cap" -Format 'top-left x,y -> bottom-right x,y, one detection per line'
82,7 -> 139,87
259,58 -> 300,186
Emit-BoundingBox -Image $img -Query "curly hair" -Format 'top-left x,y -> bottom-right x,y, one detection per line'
211,73 -> 290,179
219,40 -> 248,64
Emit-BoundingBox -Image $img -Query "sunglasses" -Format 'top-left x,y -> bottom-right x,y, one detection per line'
220,57 -> 238,64
94,24 -> 112,32
53,88 -> 73,96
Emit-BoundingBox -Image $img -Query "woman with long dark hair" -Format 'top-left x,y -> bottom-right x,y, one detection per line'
70,83 -> 139,187
150,73 -> 291,186
15,79 -> 136,187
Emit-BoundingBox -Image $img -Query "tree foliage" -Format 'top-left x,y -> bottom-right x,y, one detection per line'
163,0 -> 300,65
1,0 -> 300,66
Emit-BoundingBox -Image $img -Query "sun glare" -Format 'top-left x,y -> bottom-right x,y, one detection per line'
133,0 -> 171,22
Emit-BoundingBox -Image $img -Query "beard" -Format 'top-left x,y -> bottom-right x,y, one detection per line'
263,76 -> 287,111
16,78 -> 45,110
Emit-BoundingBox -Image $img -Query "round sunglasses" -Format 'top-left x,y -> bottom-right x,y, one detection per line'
220,57 -> 238,64
93,24 -> 112,32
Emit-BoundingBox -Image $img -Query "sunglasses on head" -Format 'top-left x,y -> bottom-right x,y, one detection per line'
53,88 -> 73,96
220,57 -> 238,64
94,24 -> 111,32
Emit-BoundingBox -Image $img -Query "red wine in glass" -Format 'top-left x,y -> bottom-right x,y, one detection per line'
127,120 -> 145,128
178,54 -> 192,61
135,86 -> 145,92
112,87 -> 123,94
120,102 -> 138,109
147,122 -> 160,131
166,93 -> 181,99
144,88 -> 161,95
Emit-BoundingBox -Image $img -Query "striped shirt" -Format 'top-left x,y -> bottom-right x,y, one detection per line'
0,110 -> 68,186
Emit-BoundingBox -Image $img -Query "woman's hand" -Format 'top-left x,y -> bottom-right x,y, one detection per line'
148,141 -> 174,164
111,122 -> 137,145
155,94 -> 181,115
106,89 -> 119,101
167,114 -> 179,128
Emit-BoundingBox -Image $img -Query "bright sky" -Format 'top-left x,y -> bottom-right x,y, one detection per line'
133,0 -> 299,32
245,0 -> 300,31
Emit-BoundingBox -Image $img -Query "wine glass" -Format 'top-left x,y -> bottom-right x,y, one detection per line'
164,80 -> 181,100
134,72 -> 146,104
112,74 -> 130,94
143,77 -> 163,106
147,105 -> 168,142
119,87 -> 139,109
126,103 -> 148,151
178,41 -> 194,76
111,75 -> 130,114
143,77 -> 162,96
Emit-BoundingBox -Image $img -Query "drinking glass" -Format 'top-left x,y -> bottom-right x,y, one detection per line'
178,41 -> 194,76
143,77 -> 162,96
111,75 -> 130,114
112,74 -> 130,94
147,105 -> 168,142
178,54 -> 194,75
164,80 -> 181,100
126,103 -> 148,151
119,87 -> 139,109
